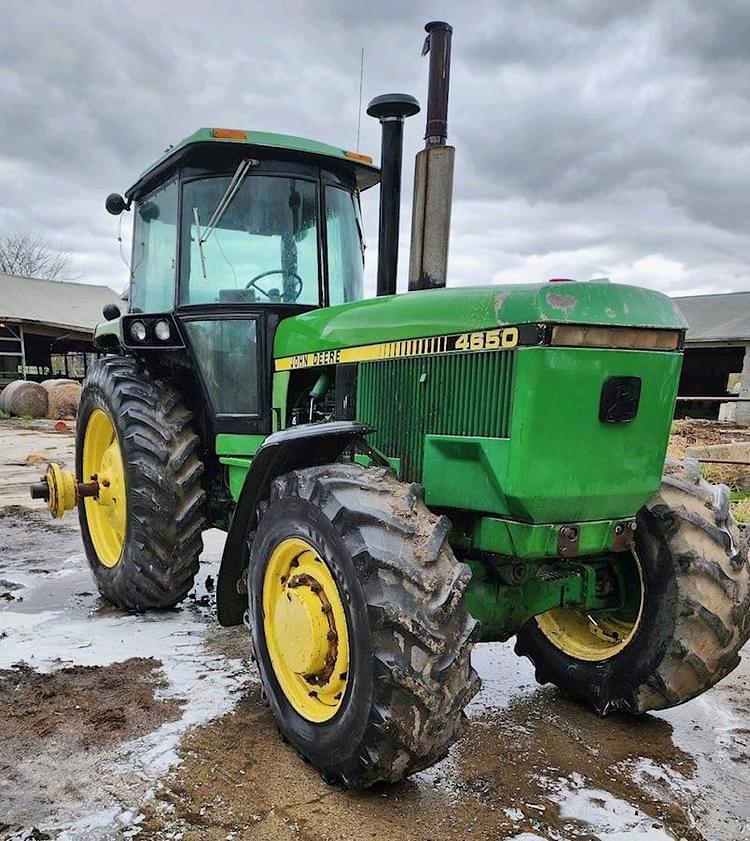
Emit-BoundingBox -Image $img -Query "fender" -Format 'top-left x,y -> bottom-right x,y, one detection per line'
216,420 -> 377,626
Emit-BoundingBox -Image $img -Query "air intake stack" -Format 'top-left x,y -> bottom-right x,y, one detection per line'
408,21 -> 455,291
367,93 -> 421,297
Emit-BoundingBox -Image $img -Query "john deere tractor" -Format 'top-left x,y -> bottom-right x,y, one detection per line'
32,22 -> 749,788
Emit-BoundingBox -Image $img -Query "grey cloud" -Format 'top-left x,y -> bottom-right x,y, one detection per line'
0,0 -> 747,297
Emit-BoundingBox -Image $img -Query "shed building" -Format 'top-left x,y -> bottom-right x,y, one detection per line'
0,273 -> 122,385
674,291 -> 750,423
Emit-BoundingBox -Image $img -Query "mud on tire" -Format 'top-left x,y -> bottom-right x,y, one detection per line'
77,356 -> 207,610
515,458 -> 750,714
248,463 -> 480,788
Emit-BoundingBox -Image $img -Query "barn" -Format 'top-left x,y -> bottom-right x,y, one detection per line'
0,273 -> 122,386
675,290 -> 750,424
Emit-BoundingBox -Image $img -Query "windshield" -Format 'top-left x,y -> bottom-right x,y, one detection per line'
181,175 -> 320,306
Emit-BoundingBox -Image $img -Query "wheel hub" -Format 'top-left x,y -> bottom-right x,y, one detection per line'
272,581 -> 333,675
262,537 -> 349,722
82,408 -> 127,568
535,549 -> 645,662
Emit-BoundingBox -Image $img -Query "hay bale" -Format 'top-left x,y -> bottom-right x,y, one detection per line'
0,380 -> 49,418
40,378 -> 77,392
46,382 -> 82,419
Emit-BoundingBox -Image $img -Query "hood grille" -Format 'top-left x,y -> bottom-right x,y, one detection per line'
357,350 -> 515,482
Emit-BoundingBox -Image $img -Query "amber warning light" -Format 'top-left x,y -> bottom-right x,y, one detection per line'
211,128 -> 248,140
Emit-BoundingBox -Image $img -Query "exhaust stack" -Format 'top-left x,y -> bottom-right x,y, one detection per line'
367,93 -> 420,297
408,21 -> 455,291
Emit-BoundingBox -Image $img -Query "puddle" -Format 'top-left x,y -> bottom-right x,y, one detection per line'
1,507 -> 749,840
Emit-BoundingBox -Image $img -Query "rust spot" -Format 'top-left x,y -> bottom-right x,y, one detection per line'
546,291 -> 577,312
493,291 -> 511,324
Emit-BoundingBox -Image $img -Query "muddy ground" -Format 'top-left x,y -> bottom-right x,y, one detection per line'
1,420 -> 750,840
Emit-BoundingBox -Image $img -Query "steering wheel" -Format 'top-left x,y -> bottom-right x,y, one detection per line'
245,269 -> 303,302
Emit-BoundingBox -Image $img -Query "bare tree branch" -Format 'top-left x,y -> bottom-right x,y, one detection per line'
0,233 -> 79,281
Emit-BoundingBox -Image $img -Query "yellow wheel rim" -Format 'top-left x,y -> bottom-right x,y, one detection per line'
262,537 -> 350,723
536,551 -> 645,662
82,408 -> 127,568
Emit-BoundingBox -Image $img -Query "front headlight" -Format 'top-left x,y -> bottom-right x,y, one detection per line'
130,320 -> 147,342
154,319 -> 171,341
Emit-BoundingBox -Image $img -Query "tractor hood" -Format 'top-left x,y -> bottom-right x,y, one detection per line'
273,282 -> 688,361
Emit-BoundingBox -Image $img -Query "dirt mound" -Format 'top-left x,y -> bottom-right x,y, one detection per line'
0,380 -> 48,418
46,381 -> 82,419
0,657 -> 182,751
669,419 -> 750,487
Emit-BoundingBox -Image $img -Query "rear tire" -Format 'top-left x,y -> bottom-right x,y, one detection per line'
515,459 -> 750,714
77,356 -> 207,610
248,463 -> 480,788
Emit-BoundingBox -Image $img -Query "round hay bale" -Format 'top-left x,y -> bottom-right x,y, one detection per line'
47,382 -> 82,419
1,380 -> 49,418
40,378 -> 77,393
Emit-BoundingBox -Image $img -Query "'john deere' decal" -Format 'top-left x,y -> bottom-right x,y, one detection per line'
275,325 -> 534,372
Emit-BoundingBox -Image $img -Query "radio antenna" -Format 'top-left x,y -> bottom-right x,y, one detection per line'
356,47 -> 365,150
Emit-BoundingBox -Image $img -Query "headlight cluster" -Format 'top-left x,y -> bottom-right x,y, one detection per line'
125,316 -> 180,347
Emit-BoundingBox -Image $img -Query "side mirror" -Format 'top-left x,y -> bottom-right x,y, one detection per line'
102,303 -> 121,321
105,193 -> 128,216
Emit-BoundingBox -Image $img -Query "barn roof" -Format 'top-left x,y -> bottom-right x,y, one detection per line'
673,291 -> 750,345
0,273 -> 121,335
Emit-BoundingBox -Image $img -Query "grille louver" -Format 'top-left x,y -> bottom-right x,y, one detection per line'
357,351 -> 515,481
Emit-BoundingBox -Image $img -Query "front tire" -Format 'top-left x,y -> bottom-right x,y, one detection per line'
249,463 -> 480,788
77,356 -> 207,610
515,459 -> 750,714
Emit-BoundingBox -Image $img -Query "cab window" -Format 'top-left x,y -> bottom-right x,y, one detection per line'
130,181 -> 178,313
181,175 -> 319,306
326,186 -> 364,305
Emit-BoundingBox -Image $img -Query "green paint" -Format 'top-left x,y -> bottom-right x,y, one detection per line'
464,558 -> 617,640
423,437 -> 510,513
274,282 -> 687,359
216,434 -> 266,502
504,347 -> 681,522
470,516 -> 631,559
272,371 -> 290,433
219,457 -> 253,467
215,433 -> 266,456
221,458 -> 252,499
126,127 -> 380,199
93,318 -> 123,347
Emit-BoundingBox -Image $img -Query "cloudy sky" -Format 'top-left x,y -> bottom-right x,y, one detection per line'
1,0 -> 747,298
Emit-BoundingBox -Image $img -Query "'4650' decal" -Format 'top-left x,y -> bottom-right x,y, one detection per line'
275,325 -> 526,371
452,327 -> 519,352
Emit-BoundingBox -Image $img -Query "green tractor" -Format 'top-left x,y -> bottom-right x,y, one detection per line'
33,21 -> 749,789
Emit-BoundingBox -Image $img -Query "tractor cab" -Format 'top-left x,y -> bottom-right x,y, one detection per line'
101,128 -> 378,425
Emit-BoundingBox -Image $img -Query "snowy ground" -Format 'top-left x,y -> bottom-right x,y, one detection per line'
1,422 -> 750,840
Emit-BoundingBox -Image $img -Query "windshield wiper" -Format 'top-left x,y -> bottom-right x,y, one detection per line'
202,158 -> 256,243
192,207 -> 209,279
351,192 -> 366,260
192,158 -> 258,280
